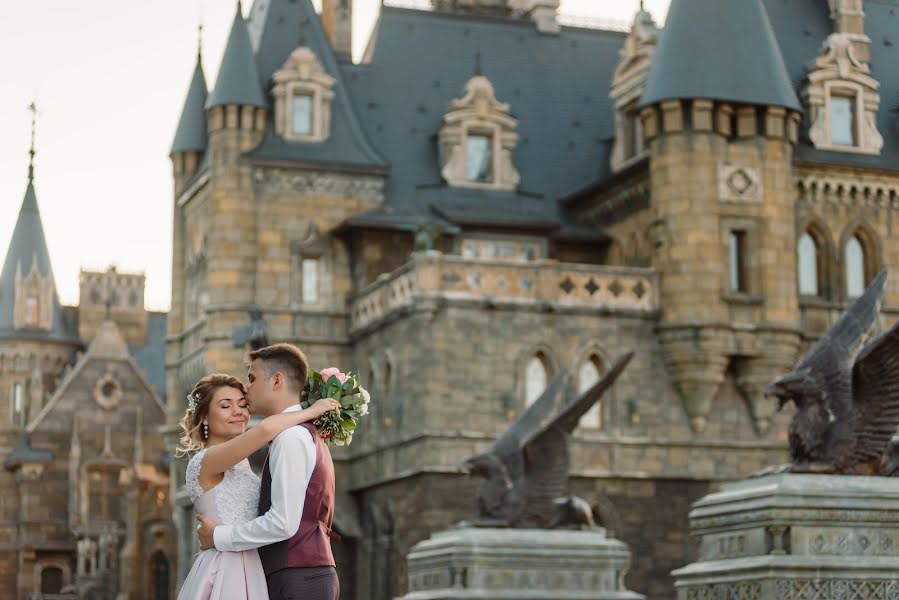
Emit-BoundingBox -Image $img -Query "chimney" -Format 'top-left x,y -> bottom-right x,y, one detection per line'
322,0 -> 353,60
828,0 -> 870,62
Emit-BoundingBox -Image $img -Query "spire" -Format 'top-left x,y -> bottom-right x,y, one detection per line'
27,101 -> 37,182
206,1 -> 266,110
170,38 -> 209,154
639,0 -> 800,111
0,128 -> 75,343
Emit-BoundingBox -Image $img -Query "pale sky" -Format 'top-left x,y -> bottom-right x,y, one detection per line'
0,0 -> 671,311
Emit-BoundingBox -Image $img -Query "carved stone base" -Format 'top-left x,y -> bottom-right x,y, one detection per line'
398,527 -> 644,599
672,474 -> 899,600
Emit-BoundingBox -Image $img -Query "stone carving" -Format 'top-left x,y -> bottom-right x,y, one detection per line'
763,270 -> 899,475
231,309 -> 270,351
460,352 -> 633,528
718,165 -> 761,203
13,253 -> 54,331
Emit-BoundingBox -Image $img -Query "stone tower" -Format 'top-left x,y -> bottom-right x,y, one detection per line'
0,152 -> 82,596
637,0 -> 803,434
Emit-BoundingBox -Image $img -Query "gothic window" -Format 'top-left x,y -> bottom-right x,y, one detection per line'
728,231 -> 747,293
797,232 -> 820,296
845,235 -> 866,298
40,566 -> 63,594
524,353 -> 550,407
272,48 -> 335,143
150,552 -> 170,600
11,382 -> 24,427
87,466 -> 123,523
25,297 -> 39,326
577,354 -> 605,429
439,75 -> 520,190
301,258 -> 319,304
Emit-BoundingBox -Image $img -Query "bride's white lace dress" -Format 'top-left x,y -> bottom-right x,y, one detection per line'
176,448 -> 269,600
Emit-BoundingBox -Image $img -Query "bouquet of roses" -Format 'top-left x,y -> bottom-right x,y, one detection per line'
300,367 -> 370,446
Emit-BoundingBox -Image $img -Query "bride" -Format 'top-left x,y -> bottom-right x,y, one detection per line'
175,373 -> 339,600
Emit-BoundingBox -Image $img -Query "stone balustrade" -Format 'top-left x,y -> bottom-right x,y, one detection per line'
350,253 -> 658,332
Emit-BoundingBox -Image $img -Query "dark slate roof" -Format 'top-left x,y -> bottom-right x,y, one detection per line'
171,55 -> 209,154
244,0 -> 386,170
763,0 -> 899,171
129,311 -> 168,401
340,7 -> 624,225
207,2 -> 266,109
640,0 -> 799,111
4,435 -> 52,470
0,177 -> 79,343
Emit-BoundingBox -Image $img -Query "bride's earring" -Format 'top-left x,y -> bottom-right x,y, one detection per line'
203,421 -> 209,439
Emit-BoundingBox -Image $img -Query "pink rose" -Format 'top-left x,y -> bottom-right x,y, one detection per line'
320,367 -> 348,384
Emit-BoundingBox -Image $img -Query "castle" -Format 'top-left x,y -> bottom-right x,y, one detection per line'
4,0 -> 899,598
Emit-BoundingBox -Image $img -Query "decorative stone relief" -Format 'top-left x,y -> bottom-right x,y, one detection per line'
609,9 -> 658,172
439,75 -> 520,191
719,165 -> 762,203
13,253 -> 54,331
803,32 -> 883,154
94,373 -> 122,411
272,47 -> 336,143
255,168 -> 385,202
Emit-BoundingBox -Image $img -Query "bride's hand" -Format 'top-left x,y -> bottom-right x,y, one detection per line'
310,398 -> 341,418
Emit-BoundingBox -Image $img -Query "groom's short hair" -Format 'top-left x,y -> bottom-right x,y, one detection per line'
248,343 -> 309,396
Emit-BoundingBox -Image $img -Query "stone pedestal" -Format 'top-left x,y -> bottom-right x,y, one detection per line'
398,527 -> 644,599
672,474 -> 899,599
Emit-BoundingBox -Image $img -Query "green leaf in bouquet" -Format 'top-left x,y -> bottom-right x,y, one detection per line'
341,418 -> 358,431
343,409 -> 360,417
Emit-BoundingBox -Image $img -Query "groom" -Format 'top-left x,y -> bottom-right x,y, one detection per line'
197,343 -> 339,599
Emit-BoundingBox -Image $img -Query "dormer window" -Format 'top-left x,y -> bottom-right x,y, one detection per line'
465,133 -> 493,183
292,94 -> 314,136
272,48 -> 335,143
609,10 -> 657,172
439,75 -> 520,191
804,33 -> 883,155
14,257 -> 54,331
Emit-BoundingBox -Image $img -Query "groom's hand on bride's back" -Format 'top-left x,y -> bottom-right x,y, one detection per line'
196,514 -> 216,550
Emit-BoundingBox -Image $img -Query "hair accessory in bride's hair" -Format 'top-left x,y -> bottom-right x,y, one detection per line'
186,392 -> 201,415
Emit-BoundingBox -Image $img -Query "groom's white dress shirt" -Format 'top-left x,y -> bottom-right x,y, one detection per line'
213,404 -> 318,552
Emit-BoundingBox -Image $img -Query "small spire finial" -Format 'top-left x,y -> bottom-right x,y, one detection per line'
27,100 -> 38,181
198,23 -> 203,60
639,0 -> 645,11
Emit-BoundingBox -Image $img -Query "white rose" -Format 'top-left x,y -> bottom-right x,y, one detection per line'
358,403 -> 369,416
361,388 -> 371,404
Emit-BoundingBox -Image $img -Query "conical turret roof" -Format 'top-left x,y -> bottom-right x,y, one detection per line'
640,0 -> 800,111
0,173 -> 78,343
207,2 -> 266,109
171,54 -> 209,154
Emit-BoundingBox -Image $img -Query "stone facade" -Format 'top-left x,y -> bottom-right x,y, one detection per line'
162,2 -> 899,599
0,262 -> 172,599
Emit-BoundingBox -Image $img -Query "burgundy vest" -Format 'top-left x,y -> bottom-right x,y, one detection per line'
257,423 -> 336,575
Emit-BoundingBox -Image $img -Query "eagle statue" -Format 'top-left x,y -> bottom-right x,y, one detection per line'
765,270 -> 899,475
460,352 -> 633,528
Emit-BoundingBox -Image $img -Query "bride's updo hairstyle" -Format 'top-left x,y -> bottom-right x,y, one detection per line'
176,374 -> 246,456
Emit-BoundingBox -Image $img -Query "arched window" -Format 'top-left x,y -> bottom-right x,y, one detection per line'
577,355 -> 605,429
525,354 -> 550,407
40,566 -> 63,594
797,232 -> 820,296
845,235 -> 866,299
150,552 -> 170,600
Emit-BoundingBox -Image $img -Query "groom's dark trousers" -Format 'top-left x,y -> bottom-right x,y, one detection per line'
259,423 -> 340,600
267,566 -> 339,600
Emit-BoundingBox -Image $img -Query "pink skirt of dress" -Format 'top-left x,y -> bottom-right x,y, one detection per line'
176,547 -> 269,600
